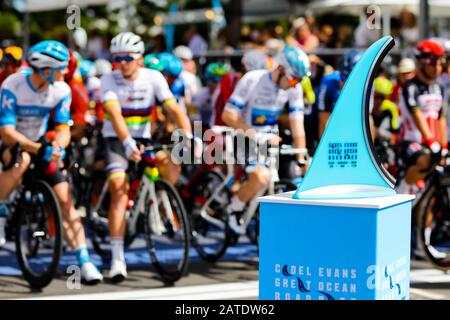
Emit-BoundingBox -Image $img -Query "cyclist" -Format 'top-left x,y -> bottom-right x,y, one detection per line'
397,39 -> 448,196
173,45 -> 202,98
86,59 -> 112,126
213,50 -> 269,127
372,76 -> 400,173
63,50 -> 90,140
221,45 -> 309,235
0,46 -> 23,86
391,58 -> 416,105
317,49 -> 362,139
190,62 -> 230,127
0,40 -> 103,283
101,32 -> 192,282
372,77 -> 400,142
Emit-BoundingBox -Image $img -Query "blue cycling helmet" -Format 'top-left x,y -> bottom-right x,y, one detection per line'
79,59 -> 95,78
28,40 -> 69,84
157,52 -> 184,77
339,49 -> 363,80
275,46 -> 311,79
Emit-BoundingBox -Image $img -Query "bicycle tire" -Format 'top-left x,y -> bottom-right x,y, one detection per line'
14,180 -> 63,289
143,179 -> 190,283
418,184 -> 450,270
190,170 -> 231,263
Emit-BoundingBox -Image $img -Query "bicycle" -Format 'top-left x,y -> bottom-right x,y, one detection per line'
3,144 -> 63,289
188,126 -> 308,262
86,144 -> 190,283
414,152 -> 450,270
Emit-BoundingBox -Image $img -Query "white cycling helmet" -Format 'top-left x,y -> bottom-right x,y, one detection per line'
95,59 -> 112,77
110,32 -> 145,55
173,45 -> 193,61
73,28 -> 88,50
242,50 -> 268,72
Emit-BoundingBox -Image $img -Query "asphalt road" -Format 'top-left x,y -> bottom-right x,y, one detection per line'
0,236 -> 449,300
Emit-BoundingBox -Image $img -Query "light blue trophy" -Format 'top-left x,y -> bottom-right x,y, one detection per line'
258,36 -> 415,300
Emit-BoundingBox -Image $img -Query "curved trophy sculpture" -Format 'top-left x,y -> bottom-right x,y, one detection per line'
294,36 -> 396,200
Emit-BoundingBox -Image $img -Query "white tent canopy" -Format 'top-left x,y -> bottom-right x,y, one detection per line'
307,0 -> 450,18
18,0 -> 111,13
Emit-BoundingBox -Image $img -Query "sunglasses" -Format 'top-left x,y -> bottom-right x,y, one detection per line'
114,55 -> 136,63
421,57 -> 445,66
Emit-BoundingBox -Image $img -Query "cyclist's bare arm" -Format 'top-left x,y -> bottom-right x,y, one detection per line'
439,115 -> 448,147
222,109 -> 252,132
0,126 -> 40,154
54,125 -> 71,149
412,109 -> 433,141
289,117 -> 306,161
164,99 -> 192,134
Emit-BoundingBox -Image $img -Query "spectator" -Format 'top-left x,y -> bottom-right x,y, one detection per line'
286,17 -> 320,53
184,25 -> 208,57
399,8 -> 419,49
354,8 -> 382,48
305,9 -> 319,36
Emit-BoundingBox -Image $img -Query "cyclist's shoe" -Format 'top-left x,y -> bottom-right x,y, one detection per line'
81,262 -> 103,284
0,216 -> 6,247
109,259 -> 127,283
228,212 -> 246,236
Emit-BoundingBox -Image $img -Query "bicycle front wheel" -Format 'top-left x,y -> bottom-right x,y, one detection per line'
418,184 -> 450,270
14,180 -> 63,289
144,179 -> 190,283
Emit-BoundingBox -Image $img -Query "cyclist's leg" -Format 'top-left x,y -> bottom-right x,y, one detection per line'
228,165 -> 270,235
48,168 -> 103,283
104,138 -> 129,281
397,142 -> 431,193
156,150 -> 181,186
0,148 -> 31,200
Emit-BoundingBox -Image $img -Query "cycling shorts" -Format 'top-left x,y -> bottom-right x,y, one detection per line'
0,144 -> 70,187
399,141 -> 427,168
104,138 -> 151,180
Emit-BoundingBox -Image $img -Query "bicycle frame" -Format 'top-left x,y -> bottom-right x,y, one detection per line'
197,125 -> 310,231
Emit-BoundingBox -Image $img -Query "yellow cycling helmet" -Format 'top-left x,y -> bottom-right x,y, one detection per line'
3,46 -> 23,64
0,48 -> 3,62
374,77 -> 393,97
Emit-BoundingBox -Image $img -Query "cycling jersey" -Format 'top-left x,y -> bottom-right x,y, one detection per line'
179,70 -> 201,97
373,99 -> 400,141
399,76 -> 448,143
190,86 -> 219,125
213,71 -> 241,126
224,70 -> 304,132
86,76 -> 104,123
317,71 -> 341,113
68,77 -> 89,127
101,68 -> 175,139
0,72 -> 71,141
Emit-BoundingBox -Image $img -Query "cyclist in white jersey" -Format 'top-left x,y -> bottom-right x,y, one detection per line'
101,32 -> 192,282
0,40 -> 103,283
222,45 -> 309,235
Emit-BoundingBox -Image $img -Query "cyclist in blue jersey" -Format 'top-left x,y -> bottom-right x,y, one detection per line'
0,40 -> 103,283
222,45 -> 309,235
317,49 -> 362,139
